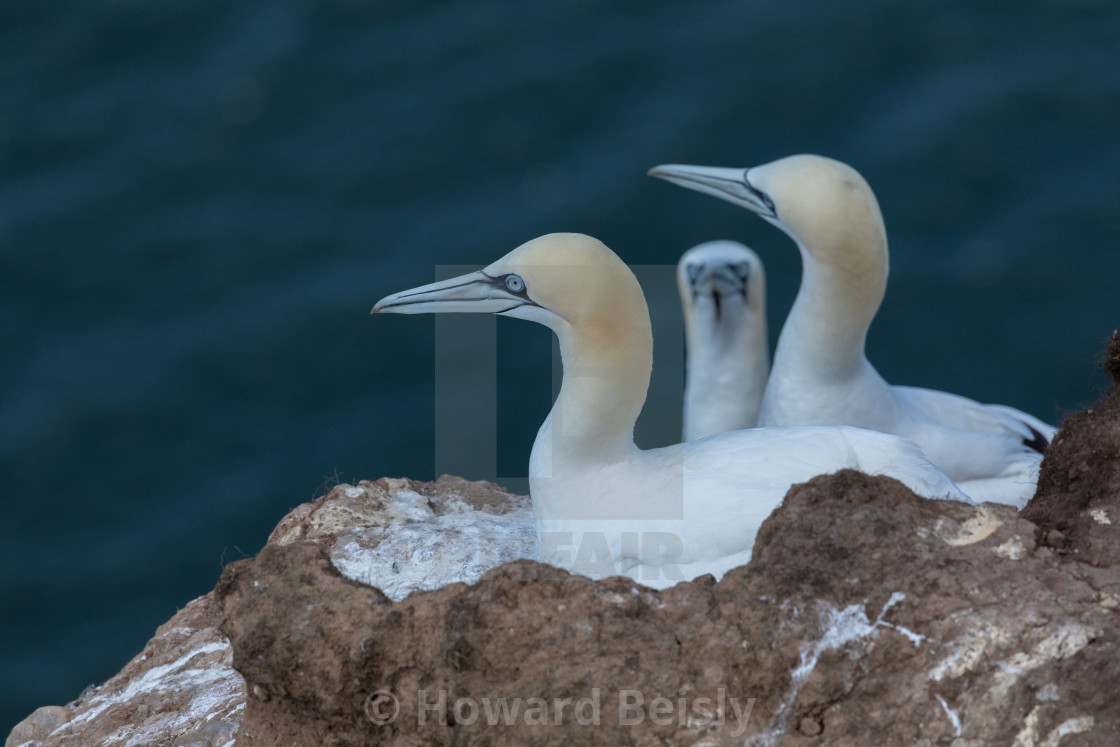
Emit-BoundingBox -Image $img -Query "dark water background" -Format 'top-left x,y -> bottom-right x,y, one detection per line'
2,0 -> 1119,730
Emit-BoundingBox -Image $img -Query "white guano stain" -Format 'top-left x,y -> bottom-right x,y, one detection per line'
745,593 -> 923,745
330,490 -> 538,601
935,694 -> 962,737
52,637 -> 243,747
1012,706 -> 1094,746
994,537 -> 1026,560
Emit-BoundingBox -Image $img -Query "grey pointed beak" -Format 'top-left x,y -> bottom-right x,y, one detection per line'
648,163 -> 775,218
373,270 -> 533,315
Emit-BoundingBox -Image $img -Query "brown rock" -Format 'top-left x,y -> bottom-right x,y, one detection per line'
7,475 -> 528,747
6,593 -> 243,747
214,470 -> 1120,745
1024,329 -> 1120,566
4,707 -> 69,747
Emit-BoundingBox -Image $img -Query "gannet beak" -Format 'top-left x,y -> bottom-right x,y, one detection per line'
372,270 -> 536,315
648,163 -> 776,218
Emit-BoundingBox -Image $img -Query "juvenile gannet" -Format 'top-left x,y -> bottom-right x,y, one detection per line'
678,241 -> 769,440
374,233 -> 971,589
649,155 -> 1057,507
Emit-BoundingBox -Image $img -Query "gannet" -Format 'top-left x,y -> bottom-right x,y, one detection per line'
678,241 -> 769,440
649,155 -> 1057,507
374,233 -> 971,589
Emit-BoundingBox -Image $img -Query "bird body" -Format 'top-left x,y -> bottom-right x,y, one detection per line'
375,233 -> 971,589
678,241 -> 769,440
649,155 -> 1056,507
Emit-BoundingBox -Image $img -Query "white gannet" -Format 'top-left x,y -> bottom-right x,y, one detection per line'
649,155 -> 1057,507
678,241 -> 769,440
374,233 -> 971,589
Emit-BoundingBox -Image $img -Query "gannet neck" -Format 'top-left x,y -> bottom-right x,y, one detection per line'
677,241 -> 769,439
547,291 -> 651,460
503,235 -> 652,461
772,237 -> 881,380
759,156 -> 887,379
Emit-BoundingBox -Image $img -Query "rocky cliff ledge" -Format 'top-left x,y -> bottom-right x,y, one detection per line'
8,333 -> 1120,747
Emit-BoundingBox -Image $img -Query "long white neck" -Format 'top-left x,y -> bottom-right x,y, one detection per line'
772,234 -> 886,382
528,308 -> 651,521
540,311 -> 652,464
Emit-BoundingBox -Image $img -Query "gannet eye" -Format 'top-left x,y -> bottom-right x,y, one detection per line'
504,274 -> 525,293
745,177 -> 776,216
732,261 -> 751,282
751,188 -> 775,214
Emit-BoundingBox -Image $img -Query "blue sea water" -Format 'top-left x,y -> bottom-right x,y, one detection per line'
2,0 -> 1118,731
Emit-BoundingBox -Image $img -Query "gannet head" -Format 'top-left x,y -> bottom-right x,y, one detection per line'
374,233 -> 651,346
677,240 -> 765,327
649,155 -> 886,268
375,233 -> 654,454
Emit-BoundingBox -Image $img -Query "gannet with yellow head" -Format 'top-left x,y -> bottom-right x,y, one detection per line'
678,241 -> 769,440
649,155 -> 1057,507
374,233 -> 971,589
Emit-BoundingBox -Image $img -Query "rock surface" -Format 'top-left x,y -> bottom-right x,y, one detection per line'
6,476 -> 533,747
1022,330 -> 1120,567
5,593 -> 242,747
9,335 -> 1120,746
267,475 -> 537,601
215,471 -> 1120,745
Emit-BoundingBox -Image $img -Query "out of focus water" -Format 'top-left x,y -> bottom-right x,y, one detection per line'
2,0 -> 1118,731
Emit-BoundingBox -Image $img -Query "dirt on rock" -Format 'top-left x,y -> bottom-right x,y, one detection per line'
1023,329 -> 1120,566
216,468 -> 1120,745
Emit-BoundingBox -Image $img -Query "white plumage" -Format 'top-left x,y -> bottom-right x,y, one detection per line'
375,233 -> 971,589
650,155 -> 1056,507
678,241 -> 770,440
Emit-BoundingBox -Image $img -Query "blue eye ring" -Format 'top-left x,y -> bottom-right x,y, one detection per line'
745,175 -> 776,216
505,274 -> 525,293
749,186 -> 775,214
760,192 -> 775,213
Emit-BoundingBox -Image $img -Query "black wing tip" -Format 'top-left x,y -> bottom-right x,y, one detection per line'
1022,424 -> 1050,454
